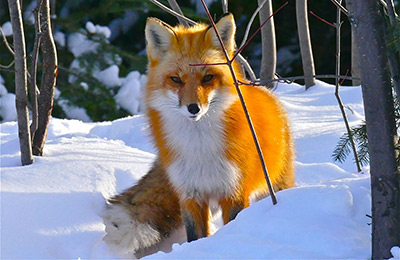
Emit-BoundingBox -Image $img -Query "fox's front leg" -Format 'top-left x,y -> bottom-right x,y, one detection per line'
180,199 -> 210,242
219,196 -> 249,224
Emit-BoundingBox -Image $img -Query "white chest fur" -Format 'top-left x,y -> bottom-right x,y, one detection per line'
148,89 -> 240,201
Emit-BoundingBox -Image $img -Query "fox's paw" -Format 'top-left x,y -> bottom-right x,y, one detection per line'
102,203 -> 161,254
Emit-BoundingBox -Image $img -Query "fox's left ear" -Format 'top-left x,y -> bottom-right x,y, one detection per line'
206,13 -> 236,54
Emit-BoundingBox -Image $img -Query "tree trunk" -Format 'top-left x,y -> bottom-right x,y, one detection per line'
296,0 -> 315,89
8,0 -> 33,166
32,0 -> 58,156
350,28 -> 361,86
346,0 -> 400,259
383,0 -> 400,98
257,0 -> 276,88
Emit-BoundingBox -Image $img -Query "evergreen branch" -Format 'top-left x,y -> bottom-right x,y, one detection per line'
332,133 -> 352,163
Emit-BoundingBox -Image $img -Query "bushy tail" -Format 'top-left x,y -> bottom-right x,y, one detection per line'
103,160 -> 182,256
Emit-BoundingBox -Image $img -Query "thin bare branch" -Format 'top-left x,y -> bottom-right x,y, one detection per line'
221,0 -> 228,14
329,0 -> 348,16
272,74 -> 359,84
239,0 -> 267,50
309,10 -> 335,28
379,0 -> 388,10
0,26 -> 15,55
232,1 -> 288,63
30,0 -> 44,141
149,0 -> 256,82
385,0 -> 399,23
0,60 -> 15,69
199,0 -> 278,205
333,0 -> 361,172
167,0 -> 189,27
236,54 -> 256,81
148,0 -> 196,25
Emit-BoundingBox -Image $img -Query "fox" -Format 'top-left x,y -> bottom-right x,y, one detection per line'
102,13 -> 294,257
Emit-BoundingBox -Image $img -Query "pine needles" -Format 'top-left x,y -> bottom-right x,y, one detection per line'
332,122 -> 369,166
333,96 -> 400,167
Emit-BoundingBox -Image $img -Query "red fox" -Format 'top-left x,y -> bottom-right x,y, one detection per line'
103,13 -> 294,256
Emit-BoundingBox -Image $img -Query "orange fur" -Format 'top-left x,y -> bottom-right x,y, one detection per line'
103,14 -> 294,254
144,14 -> 294,240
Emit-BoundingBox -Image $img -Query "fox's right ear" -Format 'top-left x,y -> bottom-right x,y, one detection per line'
145,18 -> 176,59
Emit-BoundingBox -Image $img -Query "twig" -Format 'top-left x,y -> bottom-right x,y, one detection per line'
329,0 -> 348,16
0,60 -> 15,69
236,54 -> 256,81
221,0 -> 228,13
339,69 -> 349,86
233,2 -> 287,62
387,36 -> 400,47
239,0 -> 267,50
167,0 -> 189,27
0,26 -> 15,55
216,0 -> 256,80
148,0 -> 196,26
200,0 -> 278,205
385,0 -> 399,24
148,0 -> 256,82
333,0 -> 362,173
30,0 -> 44,142
232,1 -> 288,63
272,74 -> 359,84
309,10 -> 335,28
379,0 -> 388,10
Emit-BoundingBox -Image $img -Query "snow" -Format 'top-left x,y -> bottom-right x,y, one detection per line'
54,31 -> 66,47
1,81 -> 378,259
61,20 -> 145,119
23,0 -> 37,25
1,21 -> 13,36
68,32 -> 100,58
86,21 -> 112,39
94,65 -> 122,87
57,99 -> 92,122
0,75 -> 17,122
115,71 -> 146,114
390,247 -> 400,260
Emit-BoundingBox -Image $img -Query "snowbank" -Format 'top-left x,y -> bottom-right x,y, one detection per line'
1,81 -> 373,259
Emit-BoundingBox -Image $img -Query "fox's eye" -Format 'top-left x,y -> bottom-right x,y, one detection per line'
202,74 -> 214,83
170,76 -> 183,84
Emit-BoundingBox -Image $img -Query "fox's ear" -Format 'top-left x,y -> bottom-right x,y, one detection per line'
206,13 -> 236,53
145,18 -> 176,59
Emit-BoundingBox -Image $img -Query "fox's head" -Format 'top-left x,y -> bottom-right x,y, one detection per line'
145,14 -> 242,122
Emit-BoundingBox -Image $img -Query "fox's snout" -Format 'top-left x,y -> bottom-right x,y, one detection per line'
180,102 -> 207,121
187,103 -> 200,115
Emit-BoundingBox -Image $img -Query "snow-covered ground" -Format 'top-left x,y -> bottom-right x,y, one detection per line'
1,81 -> 375,259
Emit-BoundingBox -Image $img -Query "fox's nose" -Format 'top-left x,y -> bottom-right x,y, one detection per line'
187,103 -> 200,115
